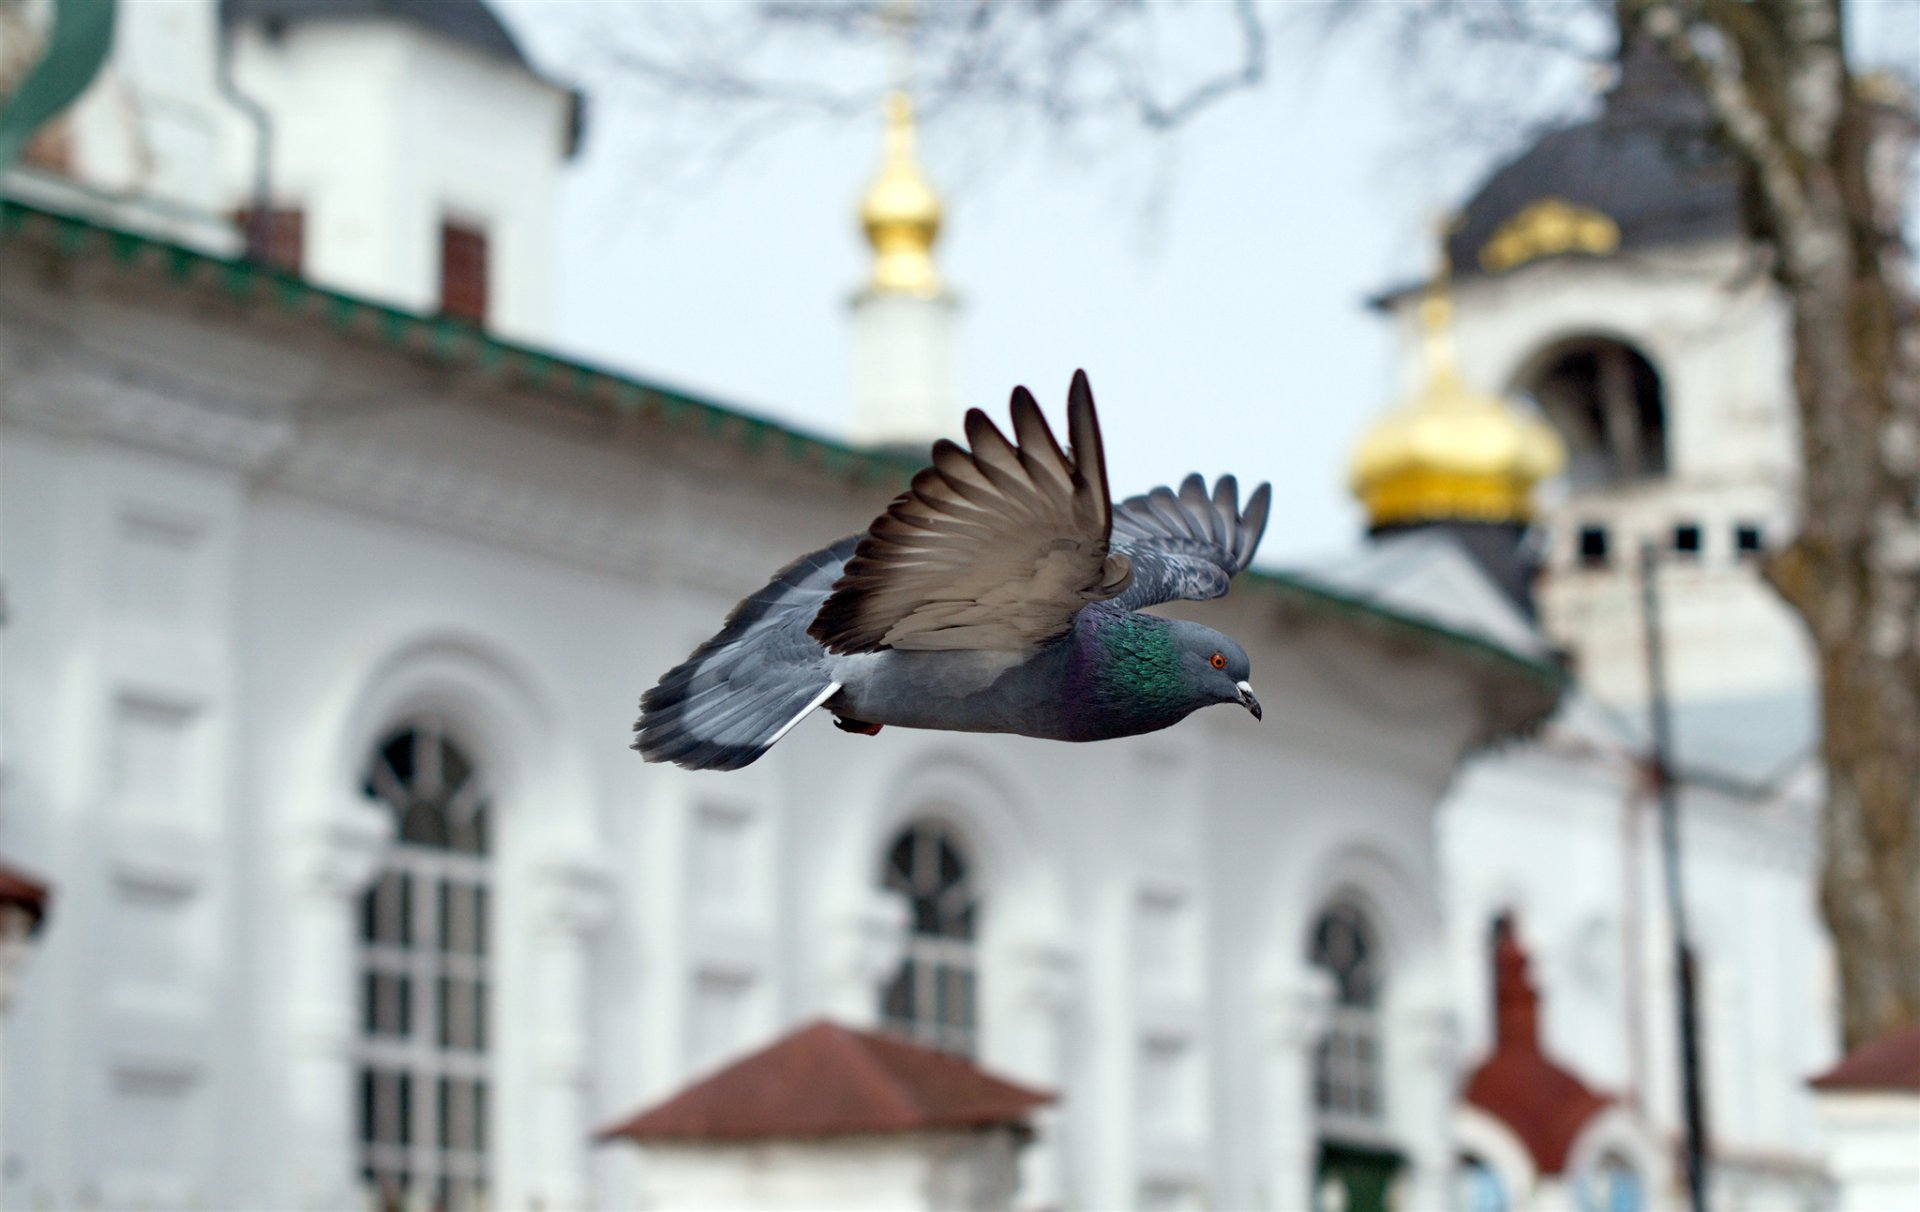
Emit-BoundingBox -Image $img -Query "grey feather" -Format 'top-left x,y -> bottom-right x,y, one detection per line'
1108,474 -> 1271,611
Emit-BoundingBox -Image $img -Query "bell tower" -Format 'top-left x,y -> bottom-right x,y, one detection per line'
1380,44 -> 1815,717
847,11 -> 960,450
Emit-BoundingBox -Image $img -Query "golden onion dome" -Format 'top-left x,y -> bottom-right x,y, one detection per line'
1350,287 -> 1565,528
860,91 -> 943,296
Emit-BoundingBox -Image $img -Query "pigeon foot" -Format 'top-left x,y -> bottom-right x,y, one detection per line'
833,716 -> 884,736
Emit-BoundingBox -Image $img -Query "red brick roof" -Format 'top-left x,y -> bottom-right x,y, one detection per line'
0,859 -> 50,934
1810,1023 -> 1920,1093
598,1020 -> 1054,1143
1462,914 -> 1610,1174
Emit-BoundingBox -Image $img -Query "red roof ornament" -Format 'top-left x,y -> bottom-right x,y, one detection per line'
0,859 -> 50,935
1462,913 -> 1610,1174
597,1020 -> 1054,1144
1809,1023 -> 1920,1093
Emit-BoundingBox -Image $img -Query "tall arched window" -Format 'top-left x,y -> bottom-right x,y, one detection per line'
357,721 -> 491,1212
1311,902 -> 1383,1130
878,821 -> 979,1056
1522,338 -> 1667,490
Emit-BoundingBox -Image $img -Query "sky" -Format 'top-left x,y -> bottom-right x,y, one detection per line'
493,1 -> 1917,566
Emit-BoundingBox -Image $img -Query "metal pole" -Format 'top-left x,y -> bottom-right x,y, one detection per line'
1640,541 -> 1709,1212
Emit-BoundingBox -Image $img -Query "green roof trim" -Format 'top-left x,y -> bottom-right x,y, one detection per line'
0,196 -> 926,490
0,195 -> 1564,697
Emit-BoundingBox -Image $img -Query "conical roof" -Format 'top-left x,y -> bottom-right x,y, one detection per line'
597,1020 -> 1052,1143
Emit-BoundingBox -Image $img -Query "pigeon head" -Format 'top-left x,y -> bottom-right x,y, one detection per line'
1077,609 -> 1262,732
1167,619 -> 1262,721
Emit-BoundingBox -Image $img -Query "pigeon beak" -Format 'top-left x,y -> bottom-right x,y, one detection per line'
1236,680 -> 1262,721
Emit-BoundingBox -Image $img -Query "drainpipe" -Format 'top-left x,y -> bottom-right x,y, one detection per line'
214,13 -> 272,260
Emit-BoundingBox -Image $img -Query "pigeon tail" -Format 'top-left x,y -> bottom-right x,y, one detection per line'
634,538 -> 854,771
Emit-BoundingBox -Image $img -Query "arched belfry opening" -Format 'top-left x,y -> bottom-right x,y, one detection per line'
1519,338 -> 1667,491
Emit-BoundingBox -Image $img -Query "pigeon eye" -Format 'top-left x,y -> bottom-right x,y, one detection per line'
1210,652 -> 1227,670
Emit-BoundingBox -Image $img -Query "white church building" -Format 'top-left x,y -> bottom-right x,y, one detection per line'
0,4 -> 1851,1211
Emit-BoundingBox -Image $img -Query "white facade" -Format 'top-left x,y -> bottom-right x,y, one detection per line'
0,203 -> 1551,1210
221,14 -> 574,343
637,1130 -> 1027,1212
2,0 -> 574,344
1813,1091 -> 1920,1212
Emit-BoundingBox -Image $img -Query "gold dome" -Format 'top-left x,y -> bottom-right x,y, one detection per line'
860,91 -> 943,296
1350,287 -> 1565,528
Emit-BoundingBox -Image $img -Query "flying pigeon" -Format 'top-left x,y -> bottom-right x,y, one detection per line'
634,370 -> 1271,771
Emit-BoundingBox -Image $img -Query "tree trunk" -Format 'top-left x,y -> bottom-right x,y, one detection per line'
1632,0 -> 1920,1048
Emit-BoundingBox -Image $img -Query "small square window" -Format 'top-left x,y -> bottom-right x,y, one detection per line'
1672,523 -> 1702,557
1735,523 -> 1764,557
1577,525 -> 1609,568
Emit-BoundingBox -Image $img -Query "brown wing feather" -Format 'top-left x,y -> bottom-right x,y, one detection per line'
809,370 -> 1132,654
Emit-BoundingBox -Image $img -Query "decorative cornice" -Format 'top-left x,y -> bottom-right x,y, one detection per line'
3,359 -> 294,475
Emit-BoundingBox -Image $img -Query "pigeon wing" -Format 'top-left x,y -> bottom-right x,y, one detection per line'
809,370 -> 1132,654
1107,473 -> 1272,610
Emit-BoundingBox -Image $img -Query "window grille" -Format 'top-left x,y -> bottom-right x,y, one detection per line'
878,822 -> 978,1056
356,722 -> 491,1212
1310,903 -> 1384,1134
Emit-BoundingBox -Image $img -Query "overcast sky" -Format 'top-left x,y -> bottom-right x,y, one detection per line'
494,2 -> 1917,565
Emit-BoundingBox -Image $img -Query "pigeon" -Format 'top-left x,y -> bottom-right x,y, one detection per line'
634,370 -> 1271,771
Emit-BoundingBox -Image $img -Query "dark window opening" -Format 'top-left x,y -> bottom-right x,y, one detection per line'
1672,522 -> 1702,558
235,208 -> 305,273
439,221 -> 489,327
1577,525 -> 1610,569
1735,523 -> 1765,558
1523,339 -> 1668,490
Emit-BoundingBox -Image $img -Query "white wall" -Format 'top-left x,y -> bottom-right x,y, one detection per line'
226,17 -> 572,342
0,250 -> 1510,1211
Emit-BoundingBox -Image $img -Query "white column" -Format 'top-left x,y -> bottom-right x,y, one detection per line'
1393,1002 -> 1460,1212
823,887 -> 909,1025
0,904 -> 38,1212
850,289 -> 962,449
282,798 -> 393,1212
1005,941 -> 1079,1212
525,853 -> 614,1212
1262,968 -> 1334,1212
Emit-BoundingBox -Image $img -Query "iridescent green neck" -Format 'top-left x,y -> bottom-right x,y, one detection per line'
1080,608 -> 1188,710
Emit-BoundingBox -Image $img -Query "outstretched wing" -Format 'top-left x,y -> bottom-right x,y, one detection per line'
809,370 -> 1132,654
1107,473 -> 1271,611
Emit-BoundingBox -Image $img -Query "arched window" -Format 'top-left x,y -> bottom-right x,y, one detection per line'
1522,339 -> 1667,490
1456,1153 -> 1509,1212
1310,903 -> 1383,1130
356,721 -> 491,1212
878,821 -> 978,1056
1579,1152 -> 1644,1212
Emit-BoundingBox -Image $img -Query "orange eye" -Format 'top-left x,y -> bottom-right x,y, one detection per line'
1210,652 -> 1227,670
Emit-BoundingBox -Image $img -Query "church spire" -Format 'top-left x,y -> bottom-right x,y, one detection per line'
847,0 -> 961,450
859,90 -> 943,297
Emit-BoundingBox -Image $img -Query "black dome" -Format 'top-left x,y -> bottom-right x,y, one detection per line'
1448,43 -> 1744,278
221,0 -> 531,72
